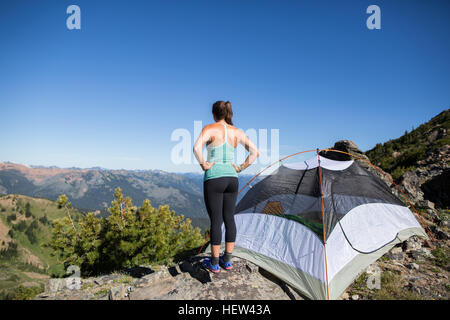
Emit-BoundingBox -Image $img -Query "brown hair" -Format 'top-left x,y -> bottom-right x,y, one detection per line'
212,100 -> 233,125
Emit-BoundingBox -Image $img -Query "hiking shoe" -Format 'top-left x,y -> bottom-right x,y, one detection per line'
202,258 -> 220,273
219,256 -> 232,270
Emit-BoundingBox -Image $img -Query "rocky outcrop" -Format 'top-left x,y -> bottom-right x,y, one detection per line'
421,168 -> 450,208
34,255 -> 304,300
399,145 -> 449,209
320,140 -> 370,162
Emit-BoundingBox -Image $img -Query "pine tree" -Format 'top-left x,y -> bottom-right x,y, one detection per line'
47,188 -> 203,276
25,202 -> 32,218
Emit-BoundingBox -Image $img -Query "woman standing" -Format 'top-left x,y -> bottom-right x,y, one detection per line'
193,101 -> 259,273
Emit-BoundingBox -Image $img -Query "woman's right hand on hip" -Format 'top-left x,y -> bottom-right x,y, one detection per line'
201,161 -> 216,171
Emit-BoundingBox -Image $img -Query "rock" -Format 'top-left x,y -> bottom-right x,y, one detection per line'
410,248 -> 434,261
351,294 -> 359,300
365,262 -> 381,276
392,262 -> 407,269
440,220 -> 450,228
108,284 -> 127,300
403,236 -> 422,252
245,262 -> 259,273
408,263 -> 420,271
319,140 -> 369,162
340,292 -> 350,300
420,169 -> 450,208
419,248 -> 433,257
431,226 -> 450,240
47,279 -> 66,293
425,209 -> 442,223
386,247 -> 405,261
399,171 -> 424,205
36,256 -> 304,300
423,240 -> 435,249
417,200 -> 435,210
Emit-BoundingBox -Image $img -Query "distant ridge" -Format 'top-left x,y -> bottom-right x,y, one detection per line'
0,163 -> 209,230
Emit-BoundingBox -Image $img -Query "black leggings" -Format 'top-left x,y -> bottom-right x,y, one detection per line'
203,177 -> 239,246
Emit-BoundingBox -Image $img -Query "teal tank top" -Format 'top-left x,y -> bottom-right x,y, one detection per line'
204,123 -> 238,181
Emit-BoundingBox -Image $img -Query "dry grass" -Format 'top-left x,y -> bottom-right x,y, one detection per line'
0,219 -> 11,248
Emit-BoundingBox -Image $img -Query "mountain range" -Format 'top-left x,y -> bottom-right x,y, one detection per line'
0,163 -> 208,226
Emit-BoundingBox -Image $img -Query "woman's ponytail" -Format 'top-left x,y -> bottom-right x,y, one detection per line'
224,101 -> 233,126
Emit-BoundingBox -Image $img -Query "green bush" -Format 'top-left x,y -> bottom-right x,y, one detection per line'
12,220 -> 27,232
25,226 -> 38,244
25,202 -> 32,218
431,246 -> 449,270
6,213 -> 17,223
0,285 -> 44,300
47,188 -> 203,276
0,242 -> 19,259
39,214 -> 49,225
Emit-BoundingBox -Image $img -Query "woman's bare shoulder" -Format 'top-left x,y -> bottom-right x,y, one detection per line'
202,123 -> 218,131
229,125 -> 244,135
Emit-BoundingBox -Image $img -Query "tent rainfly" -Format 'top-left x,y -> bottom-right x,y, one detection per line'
218,152 -> 428,300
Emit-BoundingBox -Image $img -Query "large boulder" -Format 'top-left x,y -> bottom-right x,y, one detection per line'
320,140 -> 369,162
421,168 -> 450,208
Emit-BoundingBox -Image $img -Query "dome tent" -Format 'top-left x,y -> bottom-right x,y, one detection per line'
212,149 -> 429,300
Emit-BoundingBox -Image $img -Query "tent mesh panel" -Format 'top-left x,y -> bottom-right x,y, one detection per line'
235,159 -> 403,242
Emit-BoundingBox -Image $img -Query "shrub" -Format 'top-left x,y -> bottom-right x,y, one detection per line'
25,202 -> 32,218
39,214 -> 49,225
0,285 -> 44,300
13,221 -> 27,232
47,188 -> 203,276
25,226 -> 38,244
6,213 -> 17,223
371,271 -> 422,300
0,242 -> 19,259
431,246 -> 449,270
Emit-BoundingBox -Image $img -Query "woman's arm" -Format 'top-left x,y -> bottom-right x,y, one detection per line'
233,130 -> 260,173
193,126 -> 216,171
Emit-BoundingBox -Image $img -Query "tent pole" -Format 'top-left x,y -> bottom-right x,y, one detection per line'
317,149 -> 331,300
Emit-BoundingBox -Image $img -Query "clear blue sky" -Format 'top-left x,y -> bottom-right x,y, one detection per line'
1,0 -> 449,173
